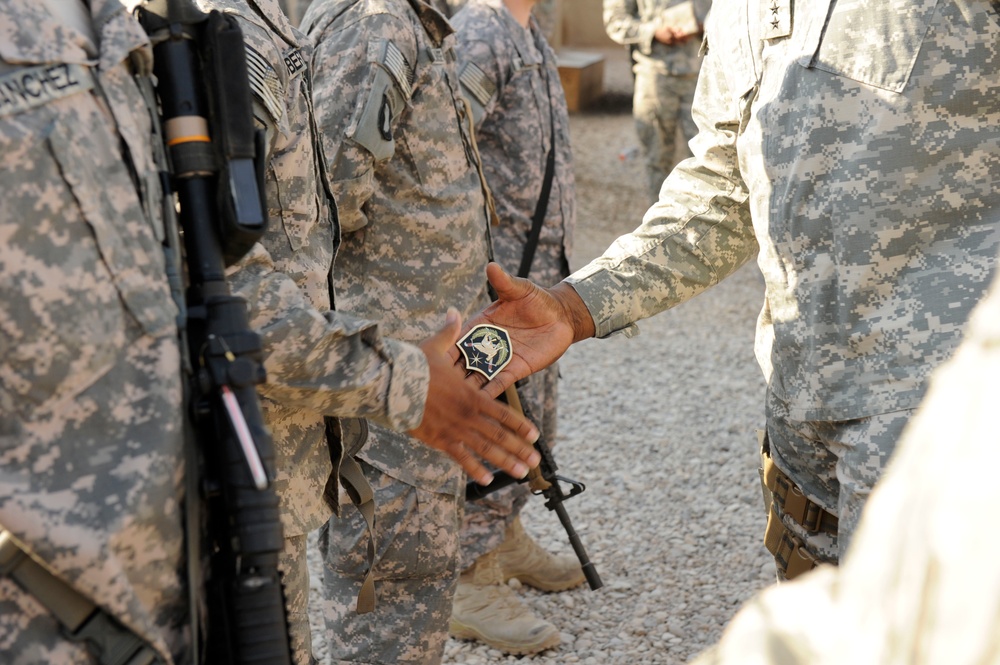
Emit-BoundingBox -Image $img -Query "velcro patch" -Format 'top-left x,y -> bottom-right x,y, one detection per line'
0,63 -> 94,117
245,44 -> 285,122
370,39 -> 414,101
459,61 -> 496,109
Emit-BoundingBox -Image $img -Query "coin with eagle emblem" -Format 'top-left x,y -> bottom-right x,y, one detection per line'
456,324 -> 512,380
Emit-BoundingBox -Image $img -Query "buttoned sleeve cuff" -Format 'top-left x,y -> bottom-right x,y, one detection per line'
565,265 -> 641,340
378,336 -> 430,432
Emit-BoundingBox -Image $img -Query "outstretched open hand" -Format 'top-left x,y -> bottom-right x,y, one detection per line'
451,263 -> 594,399
409,306 -> 541,485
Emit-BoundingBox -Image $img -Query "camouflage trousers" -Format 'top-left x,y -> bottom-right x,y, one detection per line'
317,460 -> 461,665
632,66 -> 699,201
460,364 -> 559,569
279,534 -> 314,665
766,391 -> 914,565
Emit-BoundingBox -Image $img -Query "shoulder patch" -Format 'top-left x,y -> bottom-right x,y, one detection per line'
370,39 -> 414,101
459,61 -> 496,109
244,44 -> 285,122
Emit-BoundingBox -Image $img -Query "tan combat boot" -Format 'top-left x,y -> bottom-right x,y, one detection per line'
449,550 -> 560,655
494,516 -> 586,592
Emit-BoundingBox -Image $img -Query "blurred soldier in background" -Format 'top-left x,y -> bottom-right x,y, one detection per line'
603,0 -> 710,201
0,1 -> 189,662
450,0 -> 581,655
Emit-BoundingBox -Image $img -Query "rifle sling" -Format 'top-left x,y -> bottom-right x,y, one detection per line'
0,529 -> 162,665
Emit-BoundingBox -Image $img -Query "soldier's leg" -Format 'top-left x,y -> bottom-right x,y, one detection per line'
764,393 -> 914,578
450,365 -> 577,655
318,461 -> 460,665
633,66 -> 676,201
279,534 -> 315,665
823,410 -> 912,556
763,402 -> 840,579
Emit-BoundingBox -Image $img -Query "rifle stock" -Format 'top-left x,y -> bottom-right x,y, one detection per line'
137,2 -> 292,663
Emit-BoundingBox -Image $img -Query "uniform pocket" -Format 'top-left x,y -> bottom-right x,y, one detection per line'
47,116 -> 175,337
0,112 -> 126,420
800,0 -> 940,92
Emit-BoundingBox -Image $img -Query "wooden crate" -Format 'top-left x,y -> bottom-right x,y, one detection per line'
557,50 -> 605,112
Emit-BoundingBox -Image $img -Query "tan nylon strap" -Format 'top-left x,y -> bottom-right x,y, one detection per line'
0,529 -> 162,664
762,449 -> 838,534
338,457 -> 378,614
763,507 -> 819,580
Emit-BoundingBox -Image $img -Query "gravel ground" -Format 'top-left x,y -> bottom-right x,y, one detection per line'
309,48 -> 773,665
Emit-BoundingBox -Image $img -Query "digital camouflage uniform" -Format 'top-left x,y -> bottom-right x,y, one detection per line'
603,0 -> 710,200
0,1 -> 188,662
194,1 -> 432,663
568,0 -> 1000,568
692,253 -> 1000,665
301,0 -> 493,663
453,0 -> 576,567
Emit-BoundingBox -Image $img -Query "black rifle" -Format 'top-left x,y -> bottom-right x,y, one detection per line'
466,386 -> 603,591
137,2 -> 292,663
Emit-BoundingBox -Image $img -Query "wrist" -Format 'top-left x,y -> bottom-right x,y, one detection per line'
550,282 -> 596,342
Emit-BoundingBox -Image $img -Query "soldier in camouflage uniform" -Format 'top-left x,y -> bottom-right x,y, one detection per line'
188,1 -> 540,663
449,0 -> 582,655
604,0 -> 710,200
692,254 -> 1000,665
300,0 -> 509,663
464,0 -> 1000,581
0,0 -> 189,662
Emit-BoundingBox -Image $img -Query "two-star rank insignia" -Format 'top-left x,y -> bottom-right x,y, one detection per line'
456,324 -> 512,380
761,0 -> 791,39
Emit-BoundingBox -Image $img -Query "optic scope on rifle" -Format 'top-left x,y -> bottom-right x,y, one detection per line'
136,1 -> 292,663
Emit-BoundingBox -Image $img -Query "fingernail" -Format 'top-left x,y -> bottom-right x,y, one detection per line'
529,427 -> 540,443
479,471 -> 494,485
513,462 -> 529,479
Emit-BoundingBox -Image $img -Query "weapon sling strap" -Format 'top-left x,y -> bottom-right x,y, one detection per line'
517,40 -> 560,281
338,456 -> 378,614
0,529 -> 163,665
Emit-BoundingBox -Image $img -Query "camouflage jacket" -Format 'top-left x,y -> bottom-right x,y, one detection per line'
0,0 -> 187,661
693,245 -> 1000,665
303,0 -> 493,495
602,0 -> 710,75
195,0 -> 430,536
453,0 -> 575,288
569,0 -> 1000,421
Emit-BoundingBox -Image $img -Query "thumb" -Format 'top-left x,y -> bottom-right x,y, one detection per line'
427,307 -> 462,351
486,262 -> 527,301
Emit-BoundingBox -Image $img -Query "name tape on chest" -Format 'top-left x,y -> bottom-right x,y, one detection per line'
0,63 -> 95,117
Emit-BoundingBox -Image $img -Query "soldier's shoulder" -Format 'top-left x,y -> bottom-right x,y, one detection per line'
304,0 -> 415,35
